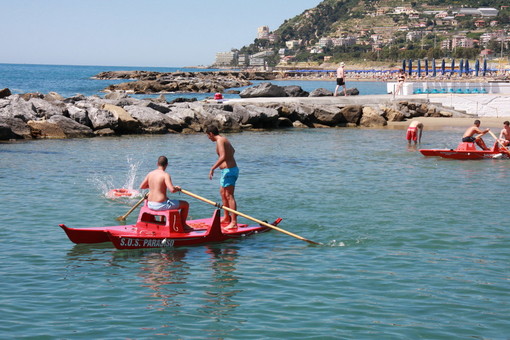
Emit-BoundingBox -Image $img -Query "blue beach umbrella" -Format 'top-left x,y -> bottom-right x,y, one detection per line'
418,60 -> 421,77
459,59 -> 464,77
402,59 -> 406,73
465,59 -> 469,75
408,59 -> 412,76
483,59 -> 487,76
425,59 -> 429,76
451,58 -> 455,75
475,59 -> 480,77
432,58 -> 437,77
441,59 -> 446,75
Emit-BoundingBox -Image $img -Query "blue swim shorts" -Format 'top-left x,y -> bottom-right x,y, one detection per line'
148,199 -> 180,211
220,166 -> 239,188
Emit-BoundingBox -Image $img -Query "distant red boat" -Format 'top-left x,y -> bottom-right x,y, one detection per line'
60,203 -> 281,249
420,142 -> 509,160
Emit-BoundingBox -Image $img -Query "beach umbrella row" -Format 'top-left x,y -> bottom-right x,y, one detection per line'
401,58 -> 488,77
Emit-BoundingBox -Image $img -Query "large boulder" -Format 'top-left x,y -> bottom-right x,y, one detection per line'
66,105 -> 92,127
360,106 -> 387,127
239,82 -> 287,98
312,105 -> 346,126
88,106 -> 119,130
294,104 -> 315,126
0,95 -> 37,122
283,85 -> 309,97
0,88 -> 11,99
340,105 -> 362,125
233,105 -> 279,128
44,92 -> 65,102
146,101 -> 171,114
102,104 -> 141,133
28,115 -> 93,139
29,98 -> 67,119
124,105 -> 169,133
309,88 -> 333,97
383,107 -> 405,121
0,117 -> 31,139
202,108 -> 242,132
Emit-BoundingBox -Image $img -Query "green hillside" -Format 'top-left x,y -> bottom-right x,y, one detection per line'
236,0 -> 509,67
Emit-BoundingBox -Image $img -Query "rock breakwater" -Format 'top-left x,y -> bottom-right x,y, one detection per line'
0,87 -> 467,141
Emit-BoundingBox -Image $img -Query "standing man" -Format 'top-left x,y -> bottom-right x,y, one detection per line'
206,126 -> 239,230
498,121 -> 510,146
334,62 -> 348,96
406,120 -> 424,145
139,155 -> 192,231
462,120 -> 490,150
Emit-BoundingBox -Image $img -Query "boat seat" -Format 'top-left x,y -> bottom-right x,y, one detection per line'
137,203 -> 184,233
456,142 -> 477,151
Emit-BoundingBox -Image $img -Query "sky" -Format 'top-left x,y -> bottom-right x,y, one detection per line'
0,0 -> 320,67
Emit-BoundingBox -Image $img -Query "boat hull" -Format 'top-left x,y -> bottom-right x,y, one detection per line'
420,142 -> 508,160
60,207 -> 277,249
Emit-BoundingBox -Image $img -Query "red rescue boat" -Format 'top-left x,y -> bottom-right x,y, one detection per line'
60,202 -> 281,249
419,142 -> 509,160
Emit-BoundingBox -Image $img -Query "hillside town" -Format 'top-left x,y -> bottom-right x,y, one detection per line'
214,5 -> 509,70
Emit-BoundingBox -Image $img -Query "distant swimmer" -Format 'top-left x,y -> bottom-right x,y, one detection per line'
406,120 -> 423,145
462,119 -> 490,150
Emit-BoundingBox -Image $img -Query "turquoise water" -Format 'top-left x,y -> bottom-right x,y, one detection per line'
1,128 -> 509,338
0,63 -> 387,100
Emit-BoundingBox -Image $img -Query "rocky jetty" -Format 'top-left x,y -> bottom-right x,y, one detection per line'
0,85 -> 464,140
96,70 -> 277,94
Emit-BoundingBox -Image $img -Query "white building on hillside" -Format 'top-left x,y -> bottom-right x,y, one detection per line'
257,26 -> 270,39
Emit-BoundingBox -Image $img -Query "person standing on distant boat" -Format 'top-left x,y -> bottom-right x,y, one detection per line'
140,155 -> 192,231
462,120 -> 490,150
498,121 -> 510,146
206,126 -> 239,230
406,120 -> 424,145
334,62 -> 348,96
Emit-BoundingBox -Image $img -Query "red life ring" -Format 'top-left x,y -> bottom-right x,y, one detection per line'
107,188 -> 140,198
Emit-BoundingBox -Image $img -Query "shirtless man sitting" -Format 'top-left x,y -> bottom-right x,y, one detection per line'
139,155 -> 192,231
499,121 -> 510,146
462,120 -> 490,150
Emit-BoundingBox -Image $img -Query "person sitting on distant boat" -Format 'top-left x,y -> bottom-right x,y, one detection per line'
498,121 -> 510,146
140,155 -> 193,231
406,120 -> 423,145
462,120 -> 490,150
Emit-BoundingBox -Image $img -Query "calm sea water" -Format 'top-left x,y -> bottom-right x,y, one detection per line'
1,128 -> 509,339
0,63 -> 387,100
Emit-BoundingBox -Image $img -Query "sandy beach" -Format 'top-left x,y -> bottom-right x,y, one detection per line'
387,116 -> 507,132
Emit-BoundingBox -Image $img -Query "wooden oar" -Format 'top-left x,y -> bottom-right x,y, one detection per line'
116,192 -> 148,221
488,130 -> 510,155
180,189 -> 322,245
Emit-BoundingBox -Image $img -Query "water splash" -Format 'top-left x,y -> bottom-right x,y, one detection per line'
89,157 -> 143,199
327,240 -> 346,247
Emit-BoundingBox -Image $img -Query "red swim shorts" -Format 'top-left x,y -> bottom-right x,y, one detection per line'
406,127 -> 417,141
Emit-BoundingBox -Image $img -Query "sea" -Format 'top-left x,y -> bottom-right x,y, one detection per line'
0,64 -> 509,339
0,63 -> 387,100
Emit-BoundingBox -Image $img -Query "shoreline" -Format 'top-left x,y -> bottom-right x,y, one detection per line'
387,117 -> 507,131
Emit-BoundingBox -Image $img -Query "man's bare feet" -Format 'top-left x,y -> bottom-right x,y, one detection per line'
223,223 -> 238,230
221,217 -> 231,224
